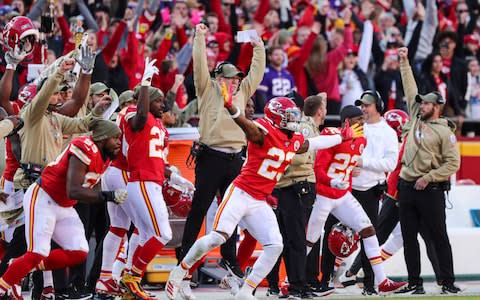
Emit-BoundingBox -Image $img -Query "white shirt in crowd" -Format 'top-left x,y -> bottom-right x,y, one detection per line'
352,118 -> 399,191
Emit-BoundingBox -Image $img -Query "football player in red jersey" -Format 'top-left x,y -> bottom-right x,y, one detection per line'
166,89 -> 362,300
306,105 -> 407,294
119,58 -> 193,300
95,95 -> 136,297
0,119 -> 126,298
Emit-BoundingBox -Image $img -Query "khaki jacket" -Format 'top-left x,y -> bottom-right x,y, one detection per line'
399,61 -> 460,183
194,31 -> 265,151
14,71 -> 99,188
276,116 -> 319,188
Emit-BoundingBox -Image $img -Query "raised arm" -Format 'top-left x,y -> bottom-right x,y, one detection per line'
130,58 -> 159,131
193,24 -> 213,99
398,47 -> 420,117
0,69 -> 16,116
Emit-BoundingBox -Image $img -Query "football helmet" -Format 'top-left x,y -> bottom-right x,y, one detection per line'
384,109 -> 409,138
328,223 -> 360,258
162,180 -> 193,218
264,97 -> 301,132
2,16 -> 39,56
17,84 -> 37,107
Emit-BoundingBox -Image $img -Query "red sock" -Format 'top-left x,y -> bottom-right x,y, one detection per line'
1,252 -> 44,288
188,256 -> 206,276
40,250 -> 88,270
131,238 -> 164,276
237,231 -> 257,272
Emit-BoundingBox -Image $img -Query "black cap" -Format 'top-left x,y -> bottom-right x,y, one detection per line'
340,105 -> 363,123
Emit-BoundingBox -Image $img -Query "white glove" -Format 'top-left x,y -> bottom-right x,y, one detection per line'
114,188 -> 128,204
141,57 -> 159,86
330,178 -> 349,190
170,173 -> 195,191
5,50 -> 27,70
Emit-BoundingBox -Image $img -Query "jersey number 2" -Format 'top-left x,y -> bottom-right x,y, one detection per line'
327,153 -> 360,182
149,126 -> 165,159
258,147 -> 295,181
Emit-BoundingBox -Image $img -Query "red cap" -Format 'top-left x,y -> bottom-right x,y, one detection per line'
464,34 -> 479,45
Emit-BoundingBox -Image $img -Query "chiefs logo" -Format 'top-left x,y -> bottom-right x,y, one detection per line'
294,140 -> 301,151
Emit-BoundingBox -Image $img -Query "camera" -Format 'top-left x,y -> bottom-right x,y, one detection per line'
40,15 -> 54,34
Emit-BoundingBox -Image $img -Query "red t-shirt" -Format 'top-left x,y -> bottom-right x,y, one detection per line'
111,106 -> 130,171
41,136 -> 110,207
233,118 -> 304,200
314,127 -> 367,199
123,106 -> 167,184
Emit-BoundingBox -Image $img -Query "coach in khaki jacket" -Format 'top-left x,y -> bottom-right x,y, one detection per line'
14,60 -> 103,189
397,47 -> 460,294
178,23 -> 265,281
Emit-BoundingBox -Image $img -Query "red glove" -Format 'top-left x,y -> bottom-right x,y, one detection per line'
221,82 -> 234,109
340,120 -> 364,141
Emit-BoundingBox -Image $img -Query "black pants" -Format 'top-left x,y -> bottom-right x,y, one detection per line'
70,202 -> 109,292
270,182 -> 315,292
178,148 -> 243,269
319,215 -> 340,287
349,196 -> 441,283
398,179 -> 455,286
352,187 -> 381,289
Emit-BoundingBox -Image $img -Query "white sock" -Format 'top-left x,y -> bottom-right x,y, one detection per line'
381,225 -> 403,261
112,239 -> 128,281
126,231 -> 140,271
244,244 -> 283,288
183,231 -> 225,268
100,229 -> 125,278
363,236 -> 386,283
43,271 -> 53,288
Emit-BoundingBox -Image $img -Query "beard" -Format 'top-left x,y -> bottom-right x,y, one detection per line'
103,148 -> 119,161
420,109 -> 434,121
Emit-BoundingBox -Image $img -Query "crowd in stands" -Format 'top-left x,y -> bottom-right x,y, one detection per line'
1,0 -> 480,133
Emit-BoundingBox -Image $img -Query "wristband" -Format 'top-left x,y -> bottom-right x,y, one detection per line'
6,64 -> 16,70
99,191 -> 115,202
230,106 -> 241,119
82,68 -> 93,75
141,78 -> 152,86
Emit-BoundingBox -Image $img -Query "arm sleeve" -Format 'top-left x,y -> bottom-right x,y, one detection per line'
102,22 -> 127,64
193,32 -> 213,100
358,21 -> 373,73
327,27 -> 353,66
0,120 -> 14,139
57,16 -> 73,46
58,113 -> 98,135
239,42 -> 267,101
362,128 -> 399,172
23,72 -> 63,126
210,0 -> 232,35
415,0 -> 438,60
307,135 -> 342,151
400,61 -> 420,117
422,132 -> 460,183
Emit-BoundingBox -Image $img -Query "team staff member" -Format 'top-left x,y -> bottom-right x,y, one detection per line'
270,93 -> 326,298
398,47 -> 461,294
351,91 -> 398,295
178,22 -> 265,287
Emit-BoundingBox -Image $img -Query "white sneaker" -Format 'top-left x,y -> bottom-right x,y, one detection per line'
165,266 -> 188,299
219,274 -> 242,295
234,287 -> 257,300
179,280 -> 196,300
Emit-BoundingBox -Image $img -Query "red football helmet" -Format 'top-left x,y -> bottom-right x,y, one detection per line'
328,223 -> 360,258
2,16 -> 39,56
264,97 -> 301,132
384,109 -> 409,138
162,181 -> 193,218
17,84 -> 37,108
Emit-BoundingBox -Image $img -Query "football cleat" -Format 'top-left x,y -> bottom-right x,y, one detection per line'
95,278 -> 123,296
120,273 -> 154,300
378,278 -> 407,294
165,266 -> 187,300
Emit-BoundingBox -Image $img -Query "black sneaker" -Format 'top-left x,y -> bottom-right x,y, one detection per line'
315,286 -> 335,297
362,286 -> 378,296
58,287 -> 93,300
301,289 -> 316,299
266,286 -> 280,296
218,258 -> 244,278
442,284 -> 461,294
395,284 -> 424,294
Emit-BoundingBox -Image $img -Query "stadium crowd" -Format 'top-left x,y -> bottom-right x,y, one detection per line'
0,0 -> 472,300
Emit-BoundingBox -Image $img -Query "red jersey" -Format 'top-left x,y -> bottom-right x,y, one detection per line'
111,106 -> 130,171
386,141 -> 405,200
314,127 -> 367,199
233,118 -> 304,200
41,136 -> 110,207
2,103 -> 21,181
123,106 -> 167,184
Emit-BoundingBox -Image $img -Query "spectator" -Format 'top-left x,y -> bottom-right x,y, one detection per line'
374,48 -> 405,111
465,57 -> 480,119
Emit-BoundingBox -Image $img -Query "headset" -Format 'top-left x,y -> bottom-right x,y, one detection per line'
214,61 -> 231,77
361,90 -> 384,113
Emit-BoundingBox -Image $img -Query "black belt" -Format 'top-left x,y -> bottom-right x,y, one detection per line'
399,178 -> 449,190
202,145 -> 242,161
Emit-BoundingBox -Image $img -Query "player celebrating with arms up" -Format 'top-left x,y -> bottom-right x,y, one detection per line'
166,86 -> 363,300
120,58 -> 194,300
0,119 -> 126,298
306,105 -> 407,294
